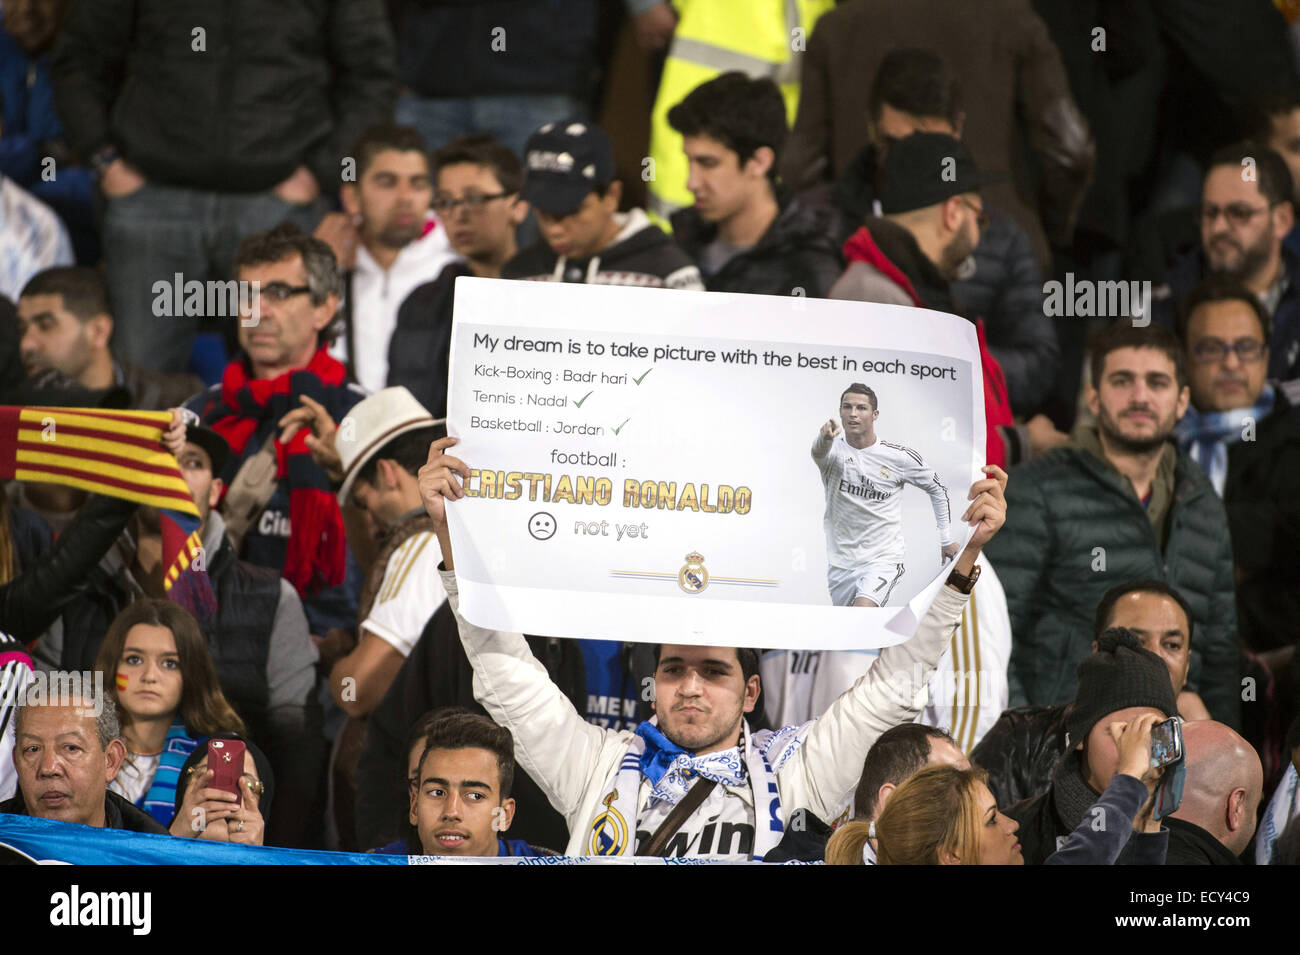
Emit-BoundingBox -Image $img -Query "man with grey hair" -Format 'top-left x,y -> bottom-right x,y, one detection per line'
1166,720 -> 1264,864
185,223 -> 367,642
1,691 -> 166,832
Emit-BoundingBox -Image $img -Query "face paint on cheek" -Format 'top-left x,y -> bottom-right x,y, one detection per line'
116,672 -> 129,692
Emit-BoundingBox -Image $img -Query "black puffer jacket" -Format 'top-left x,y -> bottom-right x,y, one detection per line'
671,191 -> 843,298
970,704 -> 1070,809
983,440 -> 1240,728
827,144 -> 1060,413
50,0 -> 396,193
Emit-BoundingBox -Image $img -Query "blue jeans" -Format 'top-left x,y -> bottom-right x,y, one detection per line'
102,182 -> 326,373
395,92 -> 587,159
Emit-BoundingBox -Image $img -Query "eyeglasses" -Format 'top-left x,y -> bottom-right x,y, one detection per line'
959,196 -> 989,231
431,192 -> 514,215
1191,337 -> 1267,364
256,283 -> 313,303
1200,202 -> 1273,227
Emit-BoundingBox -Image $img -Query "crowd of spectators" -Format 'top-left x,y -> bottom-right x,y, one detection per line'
2,0 -> 1300,865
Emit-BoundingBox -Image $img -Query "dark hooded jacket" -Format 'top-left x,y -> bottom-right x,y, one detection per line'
670,191 -> 843,298
503,208 -> 703,289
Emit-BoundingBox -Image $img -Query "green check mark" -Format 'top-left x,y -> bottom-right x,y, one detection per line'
613,417 -> 631,435
573,390 -> 593,408
632,367 -> 653,385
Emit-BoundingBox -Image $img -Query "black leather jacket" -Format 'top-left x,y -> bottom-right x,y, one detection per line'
971,704 -> 1071,810
0,495 -> 135,641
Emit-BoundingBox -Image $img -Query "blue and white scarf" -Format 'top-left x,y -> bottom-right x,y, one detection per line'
1174,385 -> 1274,496
139,721 -> 203,826
586,718 -> 804,860
1256,763 -> 1299,865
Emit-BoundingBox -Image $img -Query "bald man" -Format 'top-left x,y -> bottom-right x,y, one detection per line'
1165,721 -> 1263,865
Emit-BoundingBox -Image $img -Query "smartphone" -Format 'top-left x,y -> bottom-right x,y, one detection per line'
1149,717 -> 1183,768
207,739 -> 246,800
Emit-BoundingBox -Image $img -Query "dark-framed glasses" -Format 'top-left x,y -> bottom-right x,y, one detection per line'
257,282 -> 313,303
432,192 -> 514,215
1191,337 -> 1267,364
1200,202 -> 1273,227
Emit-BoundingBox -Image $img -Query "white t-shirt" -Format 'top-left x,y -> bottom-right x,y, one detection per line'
812,432 -> 953,568
329,218 -> 461,393
362,531 -> 447,656
109,751 -> 161,805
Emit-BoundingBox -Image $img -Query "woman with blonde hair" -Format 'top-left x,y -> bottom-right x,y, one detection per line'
827,714 -> 1167,865
94,598 -> 246,826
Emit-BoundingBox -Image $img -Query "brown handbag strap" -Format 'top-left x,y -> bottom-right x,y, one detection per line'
219,432 -> 280,552
641,777 -> 718,857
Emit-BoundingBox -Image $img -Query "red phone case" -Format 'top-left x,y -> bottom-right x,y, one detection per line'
207,739 -> 246,798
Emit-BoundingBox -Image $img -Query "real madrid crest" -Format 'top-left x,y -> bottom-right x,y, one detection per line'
879,465 -> 890,479
589,790 -> 628,855
678,551 -> 709,594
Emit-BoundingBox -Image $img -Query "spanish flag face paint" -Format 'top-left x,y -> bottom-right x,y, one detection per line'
116,673 -> 129,692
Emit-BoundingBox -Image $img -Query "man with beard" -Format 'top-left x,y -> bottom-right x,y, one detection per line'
826,131 -> 1014,470
1153,143 -> 1300,380
316,124 -> 459,393
16,266 -> 201,410
984,322 -> 1240,729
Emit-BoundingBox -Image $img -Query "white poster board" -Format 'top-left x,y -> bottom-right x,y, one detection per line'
445,278 -> 985,649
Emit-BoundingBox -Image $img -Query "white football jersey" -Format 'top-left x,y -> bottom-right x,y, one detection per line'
812,432 -> 953,568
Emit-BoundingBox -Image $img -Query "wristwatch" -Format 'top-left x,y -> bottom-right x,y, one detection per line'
89,144 -> 120,178
945,563 -> 981,594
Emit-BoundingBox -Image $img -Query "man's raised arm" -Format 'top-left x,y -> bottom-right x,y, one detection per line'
417,437 -> 612,824
785,465 -> 1008,821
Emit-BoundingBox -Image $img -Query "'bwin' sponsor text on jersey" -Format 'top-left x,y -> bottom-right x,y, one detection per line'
812,433 -> 953,568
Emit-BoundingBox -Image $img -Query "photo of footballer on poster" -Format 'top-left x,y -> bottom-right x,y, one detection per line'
813,383 -> 959,608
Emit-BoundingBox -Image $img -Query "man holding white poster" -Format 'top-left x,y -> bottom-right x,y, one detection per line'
418,433 -> 1007,859
813,383 -> 960,607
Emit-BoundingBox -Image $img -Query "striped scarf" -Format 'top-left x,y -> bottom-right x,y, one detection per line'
587,719 -> 802,859
139,721 -> 203,826
204,349 -> 348,596
0,406 -> 216,619
1174,385 -> 1274,496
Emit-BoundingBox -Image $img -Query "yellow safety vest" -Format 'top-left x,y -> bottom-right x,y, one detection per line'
646,0 -> 834,230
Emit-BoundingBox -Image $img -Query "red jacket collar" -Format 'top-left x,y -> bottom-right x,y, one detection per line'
842,226 -> 923,307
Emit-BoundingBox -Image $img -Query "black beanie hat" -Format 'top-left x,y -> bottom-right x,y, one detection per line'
1066,627 -> 1178,748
